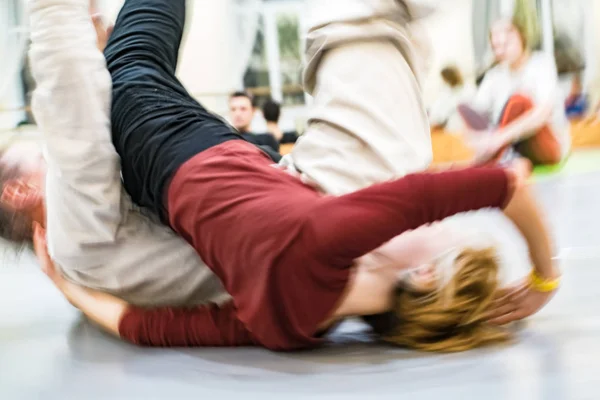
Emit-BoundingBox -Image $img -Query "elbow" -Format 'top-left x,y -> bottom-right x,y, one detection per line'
117,306 -> 149,346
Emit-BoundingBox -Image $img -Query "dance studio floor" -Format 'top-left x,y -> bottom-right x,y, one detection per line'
2,150 -> 600,400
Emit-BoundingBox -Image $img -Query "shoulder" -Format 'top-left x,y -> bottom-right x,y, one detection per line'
484,64 -> 506,79
479,63 -> 508,87
527,53 -> 559,85
528,52 -> 556,70
477,66 -> 504,93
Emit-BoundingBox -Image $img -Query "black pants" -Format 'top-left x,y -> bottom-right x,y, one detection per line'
104,0 -> 280,219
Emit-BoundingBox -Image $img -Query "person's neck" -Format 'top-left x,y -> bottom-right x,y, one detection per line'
266,122 -> 283,141
331,261 -> 398,319
318,265 -> 397,331
509,50 -> 530,71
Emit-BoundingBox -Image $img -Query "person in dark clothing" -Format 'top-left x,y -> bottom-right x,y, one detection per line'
229,91 -> 255,133
108,38 -> 280,218
229,92 -> 280,153
262,99 -> 299,145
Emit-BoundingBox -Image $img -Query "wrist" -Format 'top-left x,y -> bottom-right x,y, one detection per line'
529,268 -> 561,292
495,129 -> 512,145
534,260 -> 560,279
59,281 -> 78,306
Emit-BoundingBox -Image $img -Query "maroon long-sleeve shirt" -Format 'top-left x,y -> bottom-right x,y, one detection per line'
120,141 -> 515,351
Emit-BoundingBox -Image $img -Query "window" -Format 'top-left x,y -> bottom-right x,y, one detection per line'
243,0 -> 306,107
275,12 -> 304,106
243,16 -> 271,105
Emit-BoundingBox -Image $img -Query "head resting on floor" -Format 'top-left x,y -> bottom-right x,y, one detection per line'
0,141 -> 47,247
368,247 -> 510,352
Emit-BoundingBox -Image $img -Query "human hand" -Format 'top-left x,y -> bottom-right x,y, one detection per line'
270,164 -> 323,192
507,157 -> 533,187
469,131 -> 508,165
91,13 -> 113,52
33,222 -> 70,295
486,278 -> 557,325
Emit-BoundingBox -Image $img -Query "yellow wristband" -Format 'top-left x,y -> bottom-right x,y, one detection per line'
529,270 -> 560,292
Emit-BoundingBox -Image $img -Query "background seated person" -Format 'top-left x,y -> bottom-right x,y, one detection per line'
229,91 -> 280,153
458,18 -> 571,166
262,99 -> 299,145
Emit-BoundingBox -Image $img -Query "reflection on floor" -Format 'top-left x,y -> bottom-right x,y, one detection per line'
1,163 -> 600,400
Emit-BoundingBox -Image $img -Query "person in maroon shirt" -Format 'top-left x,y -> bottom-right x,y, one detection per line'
33,163 -> 557,352
34,0 -> 558,353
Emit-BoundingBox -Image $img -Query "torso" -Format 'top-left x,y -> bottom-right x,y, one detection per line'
56,190 -> 229,307
166,141 -> 352,350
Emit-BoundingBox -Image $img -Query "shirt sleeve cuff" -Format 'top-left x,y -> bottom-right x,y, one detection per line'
501,169 -> 517,210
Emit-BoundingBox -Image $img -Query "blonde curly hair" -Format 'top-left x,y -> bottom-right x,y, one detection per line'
370,247 -> 511,352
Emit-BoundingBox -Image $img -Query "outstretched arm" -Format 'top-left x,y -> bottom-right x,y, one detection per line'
33,224 -> 254,347
427,160 -> 559,324
29,0 -> 122,262
330,163 -> 558,321
485,179 -> 560,325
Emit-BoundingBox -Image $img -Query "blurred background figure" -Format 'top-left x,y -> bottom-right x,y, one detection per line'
460,17 -> 570,166
262,99 -> 298,145
262,99 -> 283,141
229,91 -> 256,134
565,72 -> 588,120
229,91 -> 280,153
428,65 -> 476,133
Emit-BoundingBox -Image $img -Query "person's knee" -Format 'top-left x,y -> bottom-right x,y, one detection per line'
503,94 -> 534,118
508,94 -> 532,104
498,94 -> 534,127
103,0 -> 185,71
541,150 -> 562,166
528,137 -> 563,166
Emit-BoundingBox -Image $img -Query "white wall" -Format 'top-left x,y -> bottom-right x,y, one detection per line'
179,1 -> 243,112
0,0 -> 26,132
100,0 -> 243,113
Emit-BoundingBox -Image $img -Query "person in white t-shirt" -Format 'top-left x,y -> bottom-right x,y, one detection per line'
459,18 -> 571,166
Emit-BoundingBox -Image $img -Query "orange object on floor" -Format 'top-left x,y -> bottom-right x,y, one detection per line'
431,131 -> 473,164
571,121 -> 600,148
280,143 -> 294,156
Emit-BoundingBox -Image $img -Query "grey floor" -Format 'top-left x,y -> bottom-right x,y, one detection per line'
2,171 -> 600,400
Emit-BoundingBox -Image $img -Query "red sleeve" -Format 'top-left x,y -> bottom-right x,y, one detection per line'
303,167 -> 516,266
118,300 -> 255,347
